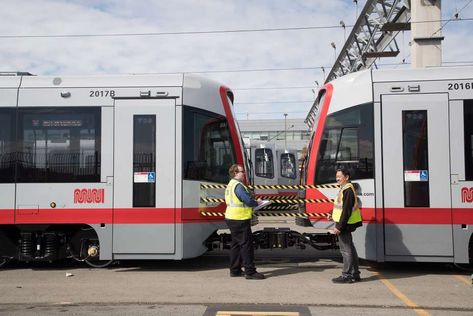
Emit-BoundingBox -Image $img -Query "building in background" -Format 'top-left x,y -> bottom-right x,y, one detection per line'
237,118 -> 310,158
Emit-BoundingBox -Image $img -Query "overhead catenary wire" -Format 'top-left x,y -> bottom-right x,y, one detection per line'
432,0 -> 473,36
0,18 -> 472,39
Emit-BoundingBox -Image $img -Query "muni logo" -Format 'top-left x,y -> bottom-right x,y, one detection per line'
461,187 -> 473,203
74,188 -> 105,204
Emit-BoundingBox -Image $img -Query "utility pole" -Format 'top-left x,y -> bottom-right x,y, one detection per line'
284,113 -> 288,149
411,0 -> 443,68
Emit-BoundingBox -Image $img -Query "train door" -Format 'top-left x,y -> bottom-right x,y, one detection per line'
381,93 -> 453,257
0,107 -> 15,225
113,98 -> 176,255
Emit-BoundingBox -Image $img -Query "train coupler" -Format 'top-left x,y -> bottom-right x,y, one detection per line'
205,228 -> 337,252
253,227 -> 337,251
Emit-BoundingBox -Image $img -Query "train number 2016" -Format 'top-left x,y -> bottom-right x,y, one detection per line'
448,82 -> 472,90
89,90 -> 116,97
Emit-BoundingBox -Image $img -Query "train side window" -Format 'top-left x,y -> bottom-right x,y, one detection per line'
314,103 -> 374,184
402,110 -> 430,207
133,115 -> 156,207
17,107 -> 101,183
0,108 -> 16,183
255,148 -> 274,179
464,100 -> 473,181
183,106 -> 236,183
337,128 -> 358,161
280,153 -> 296,179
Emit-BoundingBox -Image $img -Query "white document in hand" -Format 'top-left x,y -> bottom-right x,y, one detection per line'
253,200 -> 272,211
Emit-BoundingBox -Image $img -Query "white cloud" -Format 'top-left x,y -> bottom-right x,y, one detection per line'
0,0 -> 472,119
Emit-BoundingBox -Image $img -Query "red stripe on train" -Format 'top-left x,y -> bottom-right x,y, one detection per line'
309,207 -> 473,225
1,204 -> 227,225
1,206 -> 471,225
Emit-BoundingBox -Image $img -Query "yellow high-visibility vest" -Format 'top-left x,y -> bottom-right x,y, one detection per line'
332,182 -> 362,224
225,179 -> 253,220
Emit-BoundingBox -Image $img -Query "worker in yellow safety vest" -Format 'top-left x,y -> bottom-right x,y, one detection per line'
329,168 -> 363,284
225,164 -> 265,280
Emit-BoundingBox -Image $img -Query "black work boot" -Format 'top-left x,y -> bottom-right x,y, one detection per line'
331,275 -> 354,284
245,272 -> 265,280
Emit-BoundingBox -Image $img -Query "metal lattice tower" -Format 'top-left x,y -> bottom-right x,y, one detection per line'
305,0 -> 411,129
325,0 -> 411,84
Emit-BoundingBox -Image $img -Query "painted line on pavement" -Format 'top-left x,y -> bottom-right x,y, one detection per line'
453,275 -> 471,286
372,271 -> 431,316
216,312 -> 299,316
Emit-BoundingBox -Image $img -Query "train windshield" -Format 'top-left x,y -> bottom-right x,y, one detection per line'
280,152 -> 297,179
314,103 -> 374,184
255,148 -> 274,179
183,106 -> 237,183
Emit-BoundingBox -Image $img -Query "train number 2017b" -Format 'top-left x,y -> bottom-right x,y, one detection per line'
448,82 -> 472,90
89,90 -> 116,97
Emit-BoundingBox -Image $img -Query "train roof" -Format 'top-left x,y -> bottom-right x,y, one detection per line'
0,72 -> 227,91
371,66 -> 473,82
326,66 -> 473,112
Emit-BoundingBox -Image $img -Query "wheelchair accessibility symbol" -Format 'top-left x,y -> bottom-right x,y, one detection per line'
148,172 -> 156,183
420,170 -> 428,181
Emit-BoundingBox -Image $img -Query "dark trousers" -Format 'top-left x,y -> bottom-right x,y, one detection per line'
225,219 -> 256,275
338,231 -> 360,278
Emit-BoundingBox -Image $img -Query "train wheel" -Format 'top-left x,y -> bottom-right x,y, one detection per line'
85,258 -> 113,268
0,257 -> 11,268
83,243 -> 113,268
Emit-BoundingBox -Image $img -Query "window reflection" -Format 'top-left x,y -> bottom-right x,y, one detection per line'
17,107 -> 101,182
255,148 -> 274,179
183,106 -> 236,183
315,103 -> 374,184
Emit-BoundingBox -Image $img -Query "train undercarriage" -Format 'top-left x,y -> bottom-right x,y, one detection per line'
0,224 -> 111,268
205,227 -> 338,252
0,224 -> 338,268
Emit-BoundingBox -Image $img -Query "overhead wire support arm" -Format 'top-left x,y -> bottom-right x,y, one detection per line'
325,0 -> 411,83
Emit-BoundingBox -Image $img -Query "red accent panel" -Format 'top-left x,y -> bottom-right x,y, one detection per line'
361,207 -> 375,223
453,208 -> 473,224
305,84 -> 334,213
15,208 -> 112,224
178,203 -> 227,223
8,206 -> 227,225
114,208 -> 175,224
384,208 -> 452,225
6,206 -> 472,225
220,86 -> 244,167
308,207 -> 376,224
0,210 -> 14,224
307,84 -> 333,185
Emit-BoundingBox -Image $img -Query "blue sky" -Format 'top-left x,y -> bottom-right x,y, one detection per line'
1,0 -> 472,120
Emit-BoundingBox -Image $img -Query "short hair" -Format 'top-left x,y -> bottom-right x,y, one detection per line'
336,168 -> 351,178
229,164 -> 241,177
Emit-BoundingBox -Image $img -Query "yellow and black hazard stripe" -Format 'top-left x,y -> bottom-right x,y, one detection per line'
261,205 -> 299,210
200,183 -> 339,190
200,198 -> 334,204
200,184 -> 227,189
200,212 -> 226,217
256,195 -> 298,200
199,211 -> 331,217
200,198 -> 225,203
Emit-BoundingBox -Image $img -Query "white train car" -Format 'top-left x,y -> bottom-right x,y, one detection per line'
302,67 -> 473,264
0,72 -> 244,267
243,139 -> 300,197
